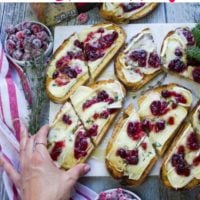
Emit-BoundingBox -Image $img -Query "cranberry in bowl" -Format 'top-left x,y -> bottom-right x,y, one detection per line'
96,188 -> 141,200
5,21 -> 53,66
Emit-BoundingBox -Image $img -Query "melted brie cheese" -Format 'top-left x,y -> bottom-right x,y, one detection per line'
122,68 -> 143,83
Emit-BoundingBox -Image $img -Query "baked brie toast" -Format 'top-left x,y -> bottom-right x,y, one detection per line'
46,23 -> 125,104
161,27 -> 200,84
138,84 -> 192,156
100,3 -> 158,23
161,101 -> 200,190
48,80 -> 126,169
106,105 -> 157,186
115,28 -> 162,90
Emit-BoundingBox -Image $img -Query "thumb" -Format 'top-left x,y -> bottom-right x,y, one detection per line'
64,164 -> 90,186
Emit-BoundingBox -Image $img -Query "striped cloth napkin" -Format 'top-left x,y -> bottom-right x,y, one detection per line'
0,41 -> 98,200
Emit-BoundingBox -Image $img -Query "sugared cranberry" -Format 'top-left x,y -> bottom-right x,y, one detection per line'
6,40 -> 16,54
150,101 -> 169,116
62,114 -> 72,125
12,50 -> 23,60
167,117 -> 175,125
121,3 -> 145,12
155,120 -> 165,133
182,29 -> 195,45
52,71 -> 59,79
50,141 -> 65,161
127,122 -> 144,140
141,142 -> 147,150
116,148 -> 127,159
87,124 -> 98,137
129,50 -> 147,67
16,31 -> 24,40
32,38 -> 42,49
186,132 -> 200,151
168,59 -> 187,73
5,25 -> 16,34
193,154 -> 200,166
141,119 -> 153,133
31,24 -> 41,34
192,68 -> 200,83
175,48 -> 183,57
148,52 -> 160,68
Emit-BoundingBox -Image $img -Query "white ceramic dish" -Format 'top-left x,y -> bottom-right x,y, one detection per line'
4,21 -> 53,67
95,188 -> 141,200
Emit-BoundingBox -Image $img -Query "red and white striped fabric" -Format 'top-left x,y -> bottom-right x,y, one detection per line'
0,41 -> 98,200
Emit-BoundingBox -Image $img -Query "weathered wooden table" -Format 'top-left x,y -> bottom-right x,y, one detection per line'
0,3 -> 200,200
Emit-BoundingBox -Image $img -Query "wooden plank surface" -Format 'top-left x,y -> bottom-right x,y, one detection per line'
0,3 -> 200,200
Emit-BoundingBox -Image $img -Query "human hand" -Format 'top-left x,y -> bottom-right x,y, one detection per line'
0,124 -> 90,200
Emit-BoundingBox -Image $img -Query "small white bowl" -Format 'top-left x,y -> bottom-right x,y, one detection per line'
95,188 -> 141,200
4,21 -> 53,67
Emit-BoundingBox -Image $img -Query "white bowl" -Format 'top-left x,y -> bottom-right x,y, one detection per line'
4,21 -> 53,67
95,188 -> 141,200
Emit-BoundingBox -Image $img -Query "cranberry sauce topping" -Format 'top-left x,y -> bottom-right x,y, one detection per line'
86,124 -> 98,137
129,50 -> 147,67
186,132 -> 200,151
93,110 -> 110,120
167,117 -> 175,125
120,3 -> 145,12
171,145 -> 191,176
182,28 -> 195,46
50,141 -> 65,161
116,148 -> 139,165
150,101 -> 169,116
82,90 -> 114,110
142,119 -> 167,133
84,29 -> 118,61
62,114 -> 72,125
193,154 -> 200,166
168,59 -> 187,73
155,120 -> 165,133
74,131 -> 88,159
161,90 -> 187,104
141,142 -> 147,150
192,68 -> 200,83
127,121 -> 145,140
148,52 -> 161,68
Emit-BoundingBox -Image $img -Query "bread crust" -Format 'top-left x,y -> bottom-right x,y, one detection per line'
100,3 -> 158,24
160,101 -> 200,190
138,83 -> 192,157
106,104 -> 157,186
115,28 -> 162,91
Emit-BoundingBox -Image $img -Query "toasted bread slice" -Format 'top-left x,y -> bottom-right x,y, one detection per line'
100,3 -> 158,23
47,102 -> 94,169
138,83 -> 192,156
78,23 -> 126,80
161,27 -> 200,84
46,33 -> 89,104
106,104 -> 157,186
70,79 -> 126,146
161,101 -> 200,190
115,28 -> 162,91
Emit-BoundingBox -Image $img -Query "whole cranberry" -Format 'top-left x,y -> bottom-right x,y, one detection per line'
150,101 -> 169,116
87,124 -> 98,137
23,28 -> 31,36
16,31 -> 24,40
32,38 -> 42,49
182,29 -> 195,46
186,132 -> 200,151
36,31 -> 48,41
116,148 -> 127,159
141,119 -> 153,133
12,50 -> 23,60
161,90 -> 171,98
155,120 -> 165,132
129,50 -> 147,67
168,59 -> 187,73
192,68 -> 200,83
100,110 -> 110,119
97,90 -> 109,101
52,71 -> 59,79
175,48 -> 183,57
74,40 -> 84,50
148,52 -> 160,68
31,24 -> 41,34
62,114 -> 72,125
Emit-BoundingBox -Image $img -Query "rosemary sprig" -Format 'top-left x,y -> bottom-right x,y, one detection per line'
22,44 -> 48,135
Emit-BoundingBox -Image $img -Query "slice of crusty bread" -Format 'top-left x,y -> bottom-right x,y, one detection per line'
100,3 -> 158,24
115,28 -> 162,91
83,23 -> 126,81
106,104 -> 157,186
138,83 -> 192,157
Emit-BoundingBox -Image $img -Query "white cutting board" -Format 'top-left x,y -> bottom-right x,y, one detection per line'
49,23 -> 200,177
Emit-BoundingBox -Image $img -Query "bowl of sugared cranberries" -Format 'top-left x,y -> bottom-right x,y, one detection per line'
96,188 -> 141,200
5,21 -> 53,66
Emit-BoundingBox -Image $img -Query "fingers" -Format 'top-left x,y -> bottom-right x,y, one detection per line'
20,123 -> 28,152
65,164 -> 90,186
0,155 -> 20,187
